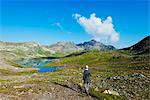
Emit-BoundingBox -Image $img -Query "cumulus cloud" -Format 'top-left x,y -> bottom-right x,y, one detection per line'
51,22 -> 63,30
73,13 -> 119,42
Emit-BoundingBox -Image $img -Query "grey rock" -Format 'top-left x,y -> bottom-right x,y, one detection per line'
77,39 -> 115,50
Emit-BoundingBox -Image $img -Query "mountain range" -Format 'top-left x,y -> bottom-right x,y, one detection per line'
0,40 -> 115,59
0,36 -> 149,59
49,40 -> 115,53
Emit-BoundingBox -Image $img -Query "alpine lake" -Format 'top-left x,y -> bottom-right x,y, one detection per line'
16,58 -> 59,72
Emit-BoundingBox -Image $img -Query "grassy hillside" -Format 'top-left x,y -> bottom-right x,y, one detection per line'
0,41 -> 52,61
0,50 -> 149,99
46,50 -> 149,69
45,50 -> 150,99
121,36 -> 150,54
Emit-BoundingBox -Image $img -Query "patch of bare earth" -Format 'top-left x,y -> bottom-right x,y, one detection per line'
0,82 -> 94,100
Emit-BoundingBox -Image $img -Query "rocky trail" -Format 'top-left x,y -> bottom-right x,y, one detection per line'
0,73 -> 94,100
0,81 -> 94,100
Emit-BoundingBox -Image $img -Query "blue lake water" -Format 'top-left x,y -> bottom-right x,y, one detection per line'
38,67 -> 58,72
17,58 -> 59,73
36,59 -> 58,72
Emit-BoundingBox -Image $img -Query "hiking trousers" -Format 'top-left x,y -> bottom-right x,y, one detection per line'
84,83 -> 89,95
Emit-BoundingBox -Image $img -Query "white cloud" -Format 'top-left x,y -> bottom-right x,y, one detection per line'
51,22 -> 63,30
73,13 -> 119,42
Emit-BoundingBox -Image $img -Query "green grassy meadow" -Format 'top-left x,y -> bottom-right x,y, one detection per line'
0,50 -> 149,99
45,50 -> 150,99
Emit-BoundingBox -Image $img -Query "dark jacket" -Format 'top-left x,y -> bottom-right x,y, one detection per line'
83,69 -> 91,83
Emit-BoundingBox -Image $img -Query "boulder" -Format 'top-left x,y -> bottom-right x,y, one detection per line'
103,89 -> 119,96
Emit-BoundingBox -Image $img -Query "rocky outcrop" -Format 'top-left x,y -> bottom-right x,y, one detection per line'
77,39 -> 115,50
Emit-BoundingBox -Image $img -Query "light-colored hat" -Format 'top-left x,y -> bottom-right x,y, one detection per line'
85,65 -> 88,69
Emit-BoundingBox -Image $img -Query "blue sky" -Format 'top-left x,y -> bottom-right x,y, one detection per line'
0,0 -> 149,48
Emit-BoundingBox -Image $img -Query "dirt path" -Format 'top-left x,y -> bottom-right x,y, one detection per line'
0,82 -> 94,100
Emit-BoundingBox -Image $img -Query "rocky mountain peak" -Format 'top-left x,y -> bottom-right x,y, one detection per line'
77,40 -> 115,50
91,39 -> 97,43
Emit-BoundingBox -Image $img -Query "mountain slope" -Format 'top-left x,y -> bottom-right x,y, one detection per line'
48,42 -> 84,54
0,41 -> 51,59
121,36 -> 150,53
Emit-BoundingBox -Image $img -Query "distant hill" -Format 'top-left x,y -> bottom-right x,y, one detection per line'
0,41 -> 51,59
77,39 -> 115,50
121,36 -> 150,54
48,42 -> 84,54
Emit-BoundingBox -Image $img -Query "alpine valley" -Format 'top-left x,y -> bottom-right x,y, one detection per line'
0,36 -> 149,100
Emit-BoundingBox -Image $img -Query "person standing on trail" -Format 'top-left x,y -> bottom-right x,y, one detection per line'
83,65 -> 91,95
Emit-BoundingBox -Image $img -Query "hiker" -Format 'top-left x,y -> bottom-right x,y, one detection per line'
83,65 -> 91,95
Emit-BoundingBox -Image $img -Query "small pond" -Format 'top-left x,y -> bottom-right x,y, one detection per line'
38,67 -> 58,72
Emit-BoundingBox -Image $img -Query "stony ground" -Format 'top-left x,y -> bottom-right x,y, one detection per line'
0,50 -> 150,100
0,80 -> 94,100
0,59 -> 94,100
45,50 -> 150,100
0,51 -> 95,100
